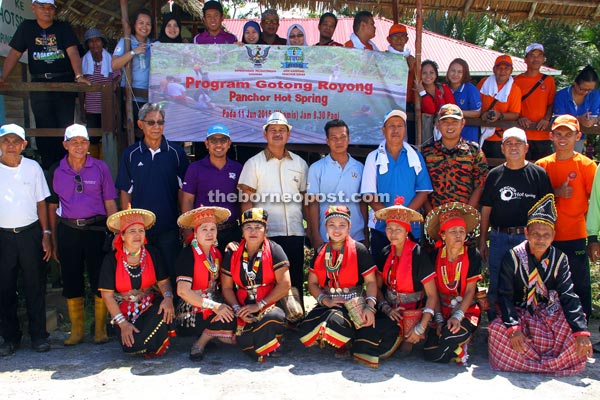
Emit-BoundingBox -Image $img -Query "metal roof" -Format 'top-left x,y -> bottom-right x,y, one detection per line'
223,17 -> 561,76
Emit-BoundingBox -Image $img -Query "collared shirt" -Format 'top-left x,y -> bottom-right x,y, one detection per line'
193,30 -> 237,44
182,156 -> 243,223
422,138 -> 488,208
450,82 -> 482,143
0,157 -> 50,228
238,149 -> 308,237
49,155 -> 117,219
553,85 -> 600,117
116,137 -> 189,233
307,154 -> 365,241
258,35 -> 286,45
360,146 -> 432,234
113,36 -> 151,101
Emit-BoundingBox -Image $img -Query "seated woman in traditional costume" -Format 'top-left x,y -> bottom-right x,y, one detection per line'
488,194 -> 592,375
372,199 -> 438,358
423,202 -> 482,364
221,208 -> 291,362
299,206 -> 380,368
175,206 -> 236,361
99,209 -> 175,357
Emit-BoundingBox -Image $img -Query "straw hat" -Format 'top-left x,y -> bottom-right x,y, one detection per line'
107,208 -> 156,233
374,197 -> 423,225
177,206 -> 231,229
424,202 -> 480,242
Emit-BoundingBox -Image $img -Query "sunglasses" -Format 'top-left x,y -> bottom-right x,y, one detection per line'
74,175 -> 83,193
289,34 -> 304,39
208,136 -> 229,144
143,120 -> 165,126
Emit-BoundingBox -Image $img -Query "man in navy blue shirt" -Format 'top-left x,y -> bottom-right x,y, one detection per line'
116,103 -> 189,280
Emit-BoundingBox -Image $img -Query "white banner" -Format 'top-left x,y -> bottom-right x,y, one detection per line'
0,0 -> 34,61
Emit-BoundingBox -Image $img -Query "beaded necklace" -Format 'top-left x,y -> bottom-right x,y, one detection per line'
441,254 -> 462,292
242,245 -> 263,283
122,247 -> 146,278
191,239 -> 219,278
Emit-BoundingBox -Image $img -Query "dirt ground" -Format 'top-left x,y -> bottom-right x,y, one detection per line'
1,304 -> 599,400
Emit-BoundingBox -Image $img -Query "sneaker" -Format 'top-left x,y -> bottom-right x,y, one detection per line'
0,342 -> 17,357
31,339 -> 50,353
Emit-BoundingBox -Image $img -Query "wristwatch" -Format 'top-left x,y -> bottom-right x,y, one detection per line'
129,50 -> 136,57
74,74 -> 83,81
163,291 -> 173,298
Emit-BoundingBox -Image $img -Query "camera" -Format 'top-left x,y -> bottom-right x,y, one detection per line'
487,110 -> 497,120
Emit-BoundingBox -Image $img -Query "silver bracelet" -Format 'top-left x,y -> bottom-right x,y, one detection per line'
452,310 -> 465,322
423,307 -> 435,316
110,313 -> 126,326
232,304 -> 241,313
435,312 -> 444,324
203,298 -> 218,310
365,296 -> 377,307
316,293 -> 326,306
413,323 -> 426,336
162,291 -> 173,298
258,299 -> 267,311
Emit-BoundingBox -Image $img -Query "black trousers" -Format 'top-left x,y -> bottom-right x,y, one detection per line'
553,239 -> 591,321
57,222 -> 106,298
269,235 -> 305,310
30,82 -> 75,169
0,223 -> 47,343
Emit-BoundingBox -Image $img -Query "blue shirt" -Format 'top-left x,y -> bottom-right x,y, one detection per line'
113,36 -> 151,101
116,137 -> 189,233
553,86 -> 600,117
451,82 -> 482,143
307,154 -> 365,241
361,146 -> 432,237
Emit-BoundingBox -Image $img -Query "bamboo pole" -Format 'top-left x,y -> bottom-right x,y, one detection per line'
119,0 -> 135,146
414,0 -> 423,147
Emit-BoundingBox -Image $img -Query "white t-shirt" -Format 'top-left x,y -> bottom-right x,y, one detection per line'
238,150 -> 307,237
0,157 -> 50,228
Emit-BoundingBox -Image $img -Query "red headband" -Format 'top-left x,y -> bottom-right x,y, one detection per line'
387,219 -> 411,232
439,217 -> 466,236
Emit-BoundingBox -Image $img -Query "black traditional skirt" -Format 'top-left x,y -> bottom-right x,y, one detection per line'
236,306 -> 286,359
114,302 -> 175,356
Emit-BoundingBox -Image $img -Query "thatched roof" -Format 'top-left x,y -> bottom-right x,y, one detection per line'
53,0 -> 600,40
263,1 -> 600,22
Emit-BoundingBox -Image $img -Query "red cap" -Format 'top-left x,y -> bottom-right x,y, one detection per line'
552,114 -> 580,132
494,54 -> 513,67
388,24 -> 408,37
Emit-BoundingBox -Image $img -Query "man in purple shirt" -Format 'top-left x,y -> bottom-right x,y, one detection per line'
193,1 -> 236,44
181,123 -> 242,252
48,124 -> 118,347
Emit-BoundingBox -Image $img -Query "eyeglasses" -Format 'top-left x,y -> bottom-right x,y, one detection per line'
208,136 -> 229,144
262,19 -> 278,25
142,120 -> 165,126
289,34 -> 304,39
74,175 -> 83,193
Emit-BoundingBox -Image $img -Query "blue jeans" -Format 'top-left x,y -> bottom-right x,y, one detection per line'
487,229 -> 525,310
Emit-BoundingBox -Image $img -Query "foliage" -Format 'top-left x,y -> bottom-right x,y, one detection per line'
423,11 -> 495,47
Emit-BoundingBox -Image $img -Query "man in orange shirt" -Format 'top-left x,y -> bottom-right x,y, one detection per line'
344,11 -> 378,50
478,55 -> 522,159
535,115 -> 597,321
515,43 -> 556,160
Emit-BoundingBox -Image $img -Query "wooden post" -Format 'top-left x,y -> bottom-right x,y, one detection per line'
119,0 -> 135,146
414,0 -> 423,147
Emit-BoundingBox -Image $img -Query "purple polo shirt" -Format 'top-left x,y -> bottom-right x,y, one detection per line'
193,30 -> 237,44
51,156 -> 117,219
182,156 -> 242,222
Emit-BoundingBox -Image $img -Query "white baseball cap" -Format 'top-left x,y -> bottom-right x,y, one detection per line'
263,112 -> 292,131
33,0 -> 56,6
383,110 -> 407,125
502,127 -> 528,143
525,43 -> 544,55
64,124 -> 90,141
0,124 -> 26,141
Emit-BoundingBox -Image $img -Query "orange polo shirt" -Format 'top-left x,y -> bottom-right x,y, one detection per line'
344,40 -> 374,50
514,73 -> 556,141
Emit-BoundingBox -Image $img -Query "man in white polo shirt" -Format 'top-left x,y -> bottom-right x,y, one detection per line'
238,112 -> 308,311
0,124 -> 52,355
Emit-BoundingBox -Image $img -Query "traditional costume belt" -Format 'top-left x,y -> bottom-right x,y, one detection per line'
324,286 -> 362,301
114,289 -> 154,303
385,290 -> 422,305
493,226 -> 526,235
31,72 -> 73,80
439,292 -> 475,309
60,216 -> 107,231
0,221 -> 38,234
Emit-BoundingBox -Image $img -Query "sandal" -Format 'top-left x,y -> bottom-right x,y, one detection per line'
189,345 -> 205,361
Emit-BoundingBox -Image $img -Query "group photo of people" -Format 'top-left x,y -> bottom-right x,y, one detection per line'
2,0 -> 600,383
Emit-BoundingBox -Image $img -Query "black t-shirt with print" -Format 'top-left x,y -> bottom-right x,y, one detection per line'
10,19 -> 78,75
